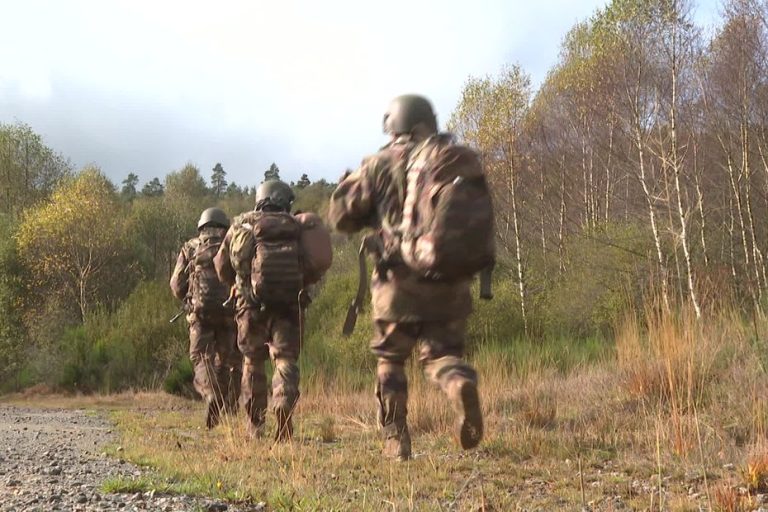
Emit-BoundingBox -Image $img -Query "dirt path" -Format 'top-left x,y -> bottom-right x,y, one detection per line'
0,405 -> 257,512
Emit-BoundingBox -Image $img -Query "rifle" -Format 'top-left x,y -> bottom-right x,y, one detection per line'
479,264 -> 494,301
169,307 -> 187,324
342,235 -> 377,336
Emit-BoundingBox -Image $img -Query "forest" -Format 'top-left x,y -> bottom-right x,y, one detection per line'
0,0 -> 767,394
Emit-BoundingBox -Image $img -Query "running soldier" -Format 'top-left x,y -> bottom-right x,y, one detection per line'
329,94 -> 495,460
170,207 -> 242,429
214,180 -> 332,441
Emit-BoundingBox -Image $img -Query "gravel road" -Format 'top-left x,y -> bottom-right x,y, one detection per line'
0,406 -> 260,512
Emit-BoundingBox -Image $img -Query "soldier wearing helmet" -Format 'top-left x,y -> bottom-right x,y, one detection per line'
170,207 -> 242,428
329,94 -> 485,460
214,179 -> 306,441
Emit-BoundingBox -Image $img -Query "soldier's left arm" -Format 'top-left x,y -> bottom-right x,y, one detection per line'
214,228 -> 236,287
328,158 -> 378,233
169,244 -> 190,301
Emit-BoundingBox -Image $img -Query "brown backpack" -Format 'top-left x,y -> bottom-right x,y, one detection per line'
230,210 -> 333,307
250,212 -> 304,307
189,233 -> 232,315
396,134 -> 495,280
295,212 -> 333,285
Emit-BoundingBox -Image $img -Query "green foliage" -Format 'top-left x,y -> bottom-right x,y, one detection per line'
121,173 -> 139,201
448,65 -> 532,157
0,214 -> 26,390
225,182 -> 242,198
141,177 -> 164,197
210,163 -> 227,198
165,163 -> 207,200
56,280 -> 188,392
15,167 -> 135,320
0,122 -> 72,217
163,357 -> 195,397
163,164 -> 209,247
127,197 -> 179,279
299,235 -> 373,390
264,162 -> 280,182
533,222 -> 652,336
292,180 -> 335,216
296,173 -> 311,189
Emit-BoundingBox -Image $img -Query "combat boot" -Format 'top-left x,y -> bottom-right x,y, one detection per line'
244,406 -> 266,440
449,379 -> 483,450
205,399 -> 222,430
382,423 -> 411,461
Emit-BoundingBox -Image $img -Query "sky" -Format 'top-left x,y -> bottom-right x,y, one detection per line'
0,0 -> 721,188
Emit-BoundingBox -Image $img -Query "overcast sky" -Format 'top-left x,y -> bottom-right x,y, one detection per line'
0,0 -> 721,188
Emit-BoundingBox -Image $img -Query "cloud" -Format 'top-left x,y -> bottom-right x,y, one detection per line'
0,0 -> 721,187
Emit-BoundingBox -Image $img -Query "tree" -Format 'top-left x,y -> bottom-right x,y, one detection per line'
165,163 -> 207,200
15,168 -> 130,320
141,177 -> 164,197
293,180 -> 335,215
0,122 -> 72,217
296,173 -> 311,189
121,172 -> 139,201
450,66 -> 533,334
163,164 -> 210,245
265,163 -> 281,181
226,182 -> 242,197
210,163 -> 227,198
127,197 -> 179,279
0,214 -> 25,387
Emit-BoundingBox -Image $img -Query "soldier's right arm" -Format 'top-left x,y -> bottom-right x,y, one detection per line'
214,228 -> 236,287
169,245 -> 190,301
328,157 -> 378,233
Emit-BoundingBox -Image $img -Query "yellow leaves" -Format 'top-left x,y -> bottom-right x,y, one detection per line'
449,65 -> 532,161
14,167 -> 126,314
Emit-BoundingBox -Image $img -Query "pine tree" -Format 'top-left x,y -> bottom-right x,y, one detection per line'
211,163 -> 227,197
264,163 -> 280,181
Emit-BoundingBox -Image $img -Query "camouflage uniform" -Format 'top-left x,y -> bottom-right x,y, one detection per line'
214,218 -> 303,440
170,226 -> 242,427
329,135 -> 480,458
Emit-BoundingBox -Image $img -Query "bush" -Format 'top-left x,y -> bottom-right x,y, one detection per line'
532,222 -> 652,336
163,357 -> 196,398
55,280 -> 188,392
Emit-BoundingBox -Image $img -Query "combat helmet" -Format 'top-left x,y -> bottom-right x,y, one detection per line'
382,94 -> 438,135
197,207 -> 230,230
255,179 -> 295,212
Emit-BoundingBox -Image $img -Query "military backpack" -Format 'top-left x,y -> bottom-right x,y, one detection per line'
188,233 -> 232,315
229,211 -> 332,308
394,133 -> 495,280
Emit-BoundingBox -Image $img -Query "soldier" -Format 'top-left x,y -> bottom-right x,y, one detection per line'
215,180 -> 331,441
329,94 -> 490,460
170,207 -> 242,429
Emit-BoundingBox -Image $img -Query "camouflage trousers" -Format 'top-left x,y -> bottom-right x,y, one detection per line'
236,306 -> 302,431
188,312 -> 242,416
371,318 -> 478,438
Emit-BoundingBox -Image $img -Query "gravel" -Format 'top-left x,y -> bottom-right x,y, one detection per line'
0,406 -> 264,512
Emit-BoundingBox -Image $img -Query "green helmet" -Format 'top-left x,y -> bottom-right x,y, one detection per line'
255,180 -> 294,212
382,94 -> 438,135
197,207 -> 229,230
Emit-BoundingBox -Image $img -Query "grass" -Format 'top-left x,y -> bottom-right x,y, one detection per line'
5,305 -> 768,510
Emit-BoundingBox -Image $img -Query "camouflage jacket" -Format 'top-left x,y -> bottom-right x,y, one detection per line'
328,135 -> 472,322
169,227 -> 228,302
213,211 -> 265,311
213,220 -> 243,307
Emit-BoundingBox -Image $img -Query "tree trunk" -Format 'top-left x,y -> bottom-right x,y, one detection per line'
668,17 -> 701,318
509,164 -> 528,336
